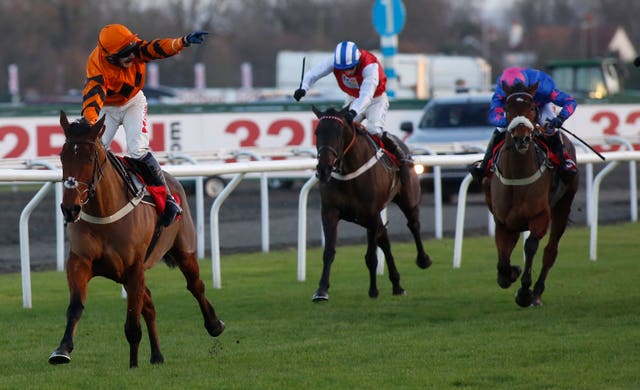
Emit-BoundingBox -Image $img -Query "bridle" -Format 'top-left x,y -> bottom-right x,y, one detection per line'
316,115 -> 357,163
62,139 -> 108,205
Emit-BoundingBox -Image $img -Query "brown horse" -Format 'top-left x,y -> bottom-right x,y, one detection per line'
312,106 -> 432,302
49,112 -> 224,368
483,82 -> 579,307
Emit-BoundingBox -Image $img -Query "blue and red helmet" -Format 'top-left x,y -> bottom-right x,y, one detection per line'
334,41 -> 361,70
499,67 -> 528,88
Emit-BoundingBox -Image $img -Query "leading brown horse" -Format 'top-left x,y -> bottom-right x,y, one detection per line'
49,112 -> 224,367
483,82 -> 579,307
312,106 -> 432,302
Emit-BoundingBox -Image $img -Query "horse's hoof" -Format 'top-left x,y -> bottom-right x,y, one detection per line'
48,350 -> 71,365
369,288 -> 379,299
206,319 -> 225,337
393,287 -> 407,296
416,255 -> 432,269
312,292 -> 329,302
515,288 -> 533,307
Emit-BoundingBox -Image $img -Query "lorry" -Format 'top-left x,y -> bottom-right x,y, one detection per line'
276,50 -> 492,99
546,58 -> 622,100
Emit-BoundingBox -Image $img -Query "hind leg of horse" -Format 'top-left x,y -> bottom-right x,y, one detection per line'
515,234 -> 540,307
494,225 -> 522,289
49,256 -> 92,365
313,210 -> 339,302
395,196 -> 431,269
533,197 -> 574,306
141,287 -> 164,364
177,251 -> 225,336
370,217 -> 404,297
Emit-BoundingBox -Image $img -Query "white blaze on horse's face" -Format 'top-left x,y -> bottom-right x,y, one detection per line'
507,116 -> 534,132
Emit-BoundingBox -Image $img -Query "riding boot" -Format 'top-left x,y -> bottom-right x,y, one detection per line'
381,131 -> 412,184
546,131 -> 577,182
136,152 -> 183,227
469,129 -> 505,183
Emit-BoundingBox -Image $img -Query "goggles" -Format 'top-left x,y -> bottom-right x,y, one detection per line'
114,40 -> 137,58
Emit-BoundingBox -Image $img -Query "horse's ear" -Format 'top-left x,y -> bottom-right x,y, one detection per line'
60,110 -> 70,131
527,81 -> 539,96
93,115 -> 106,138
501,80 -> 512,95
311,105 -> 321,119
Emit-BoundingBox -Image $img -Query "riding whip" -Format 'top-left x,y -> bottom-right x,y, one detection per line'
559,125 -> 606,161
299,57 -> 306,90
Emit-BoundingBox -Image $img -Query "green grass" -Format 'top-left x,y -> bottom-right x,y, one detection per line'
1,223 -> 638,389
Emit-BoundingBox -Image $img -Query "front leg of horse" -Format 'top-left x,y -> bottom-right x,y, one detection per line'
49,259 -> 90,365
313,216 -> 338,302
515,235 -> 540,307
49,294 -> 85,364
495,228 -> 521,289
313,247 -> 335,301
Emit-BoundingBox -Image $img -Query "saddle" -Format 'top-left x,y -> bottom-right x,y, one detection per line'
108,152 -> 178,215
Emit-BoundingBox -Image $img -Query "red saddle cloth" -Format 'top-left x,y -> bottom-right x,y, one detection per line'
115,156 -> 181,216
369,133 -> 401,166
486,138 -> 564,178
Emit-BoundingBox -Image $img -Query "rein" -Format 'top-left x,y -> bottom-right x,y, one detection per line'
318,115 -> 381,181
63,139 -> 143,224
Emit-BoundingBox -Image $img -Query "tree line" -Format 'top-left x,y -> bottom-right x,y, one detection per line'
1,0 -> 639,102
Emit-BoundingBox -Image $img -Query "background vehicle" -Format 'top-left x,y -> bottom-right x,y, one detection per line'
400,93 -> 494,201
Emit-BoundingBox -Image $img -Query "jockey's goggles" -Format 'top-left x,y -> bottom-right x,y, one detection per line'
115,40 -> 137,58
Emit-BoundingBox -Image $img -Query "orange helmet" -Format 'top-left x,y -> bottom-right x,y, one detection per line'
98,24 -> 138,56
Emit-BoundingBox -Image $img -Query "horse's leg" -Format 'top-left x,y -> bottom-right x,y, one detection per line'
313,209 -> 339,302
364,223 -> 381,298
176,251 -> 225,336
48,254 -> 92,364
141,287 -> 164,364
533,192 -> 576,306
123,264 -> 145,368
371,215 -> 405,296
515,234 -> 540,307
494,224 -> 521,289
394,193 -> 432,269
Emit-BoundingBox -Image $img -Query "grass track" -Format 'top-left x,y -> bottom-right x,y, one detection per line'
0,223 -> 638,389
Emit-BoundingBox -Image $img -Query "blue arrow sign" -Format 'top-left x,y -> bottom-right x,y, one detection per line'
372,0 -> 406,36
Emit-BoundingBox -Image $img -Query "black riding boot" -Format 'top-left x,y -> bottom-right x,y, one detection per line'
469,129 -> 505,183
381,131 -> 412,184
546,131 -> 577,182
136,152 -> 183,227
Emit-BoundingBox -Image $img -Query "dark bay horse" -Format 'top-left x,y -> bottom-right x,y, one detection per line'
49,112 -> 224,367
483,82 -> 578,307
312,106 -> 432,301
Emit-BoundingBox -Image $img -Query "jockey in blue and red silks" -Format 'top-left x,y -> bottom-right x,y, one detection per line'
292,41 -> 413,183
470,66 -> 578,183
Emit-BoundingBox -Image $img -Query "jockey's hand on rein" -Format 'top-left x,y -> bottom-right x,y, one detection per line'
345,109 -> 357,125
293,88 -> 306,101
548,116 -> 564,130
183,31 -> 208,46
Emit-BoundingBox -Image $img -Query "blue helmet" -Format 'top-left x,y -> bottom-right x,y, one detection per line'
499,67 -> 528,88
334,41 -> 361,70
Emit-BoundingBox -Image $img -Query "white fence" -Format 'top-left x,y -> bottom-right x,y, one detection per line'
1,149 -> 639,308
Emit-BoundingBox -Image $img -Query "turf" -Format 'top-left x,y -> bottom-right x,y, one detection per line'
0,223 -> 638,389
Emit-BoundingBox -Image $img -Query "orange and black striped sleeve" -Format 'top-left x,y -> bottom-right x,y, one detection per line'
137,37 -> 186,62
81,51 -> 106,124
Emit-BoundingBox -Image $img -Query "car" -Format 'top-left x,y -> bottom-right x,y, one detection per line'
400,92 -> 495,201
